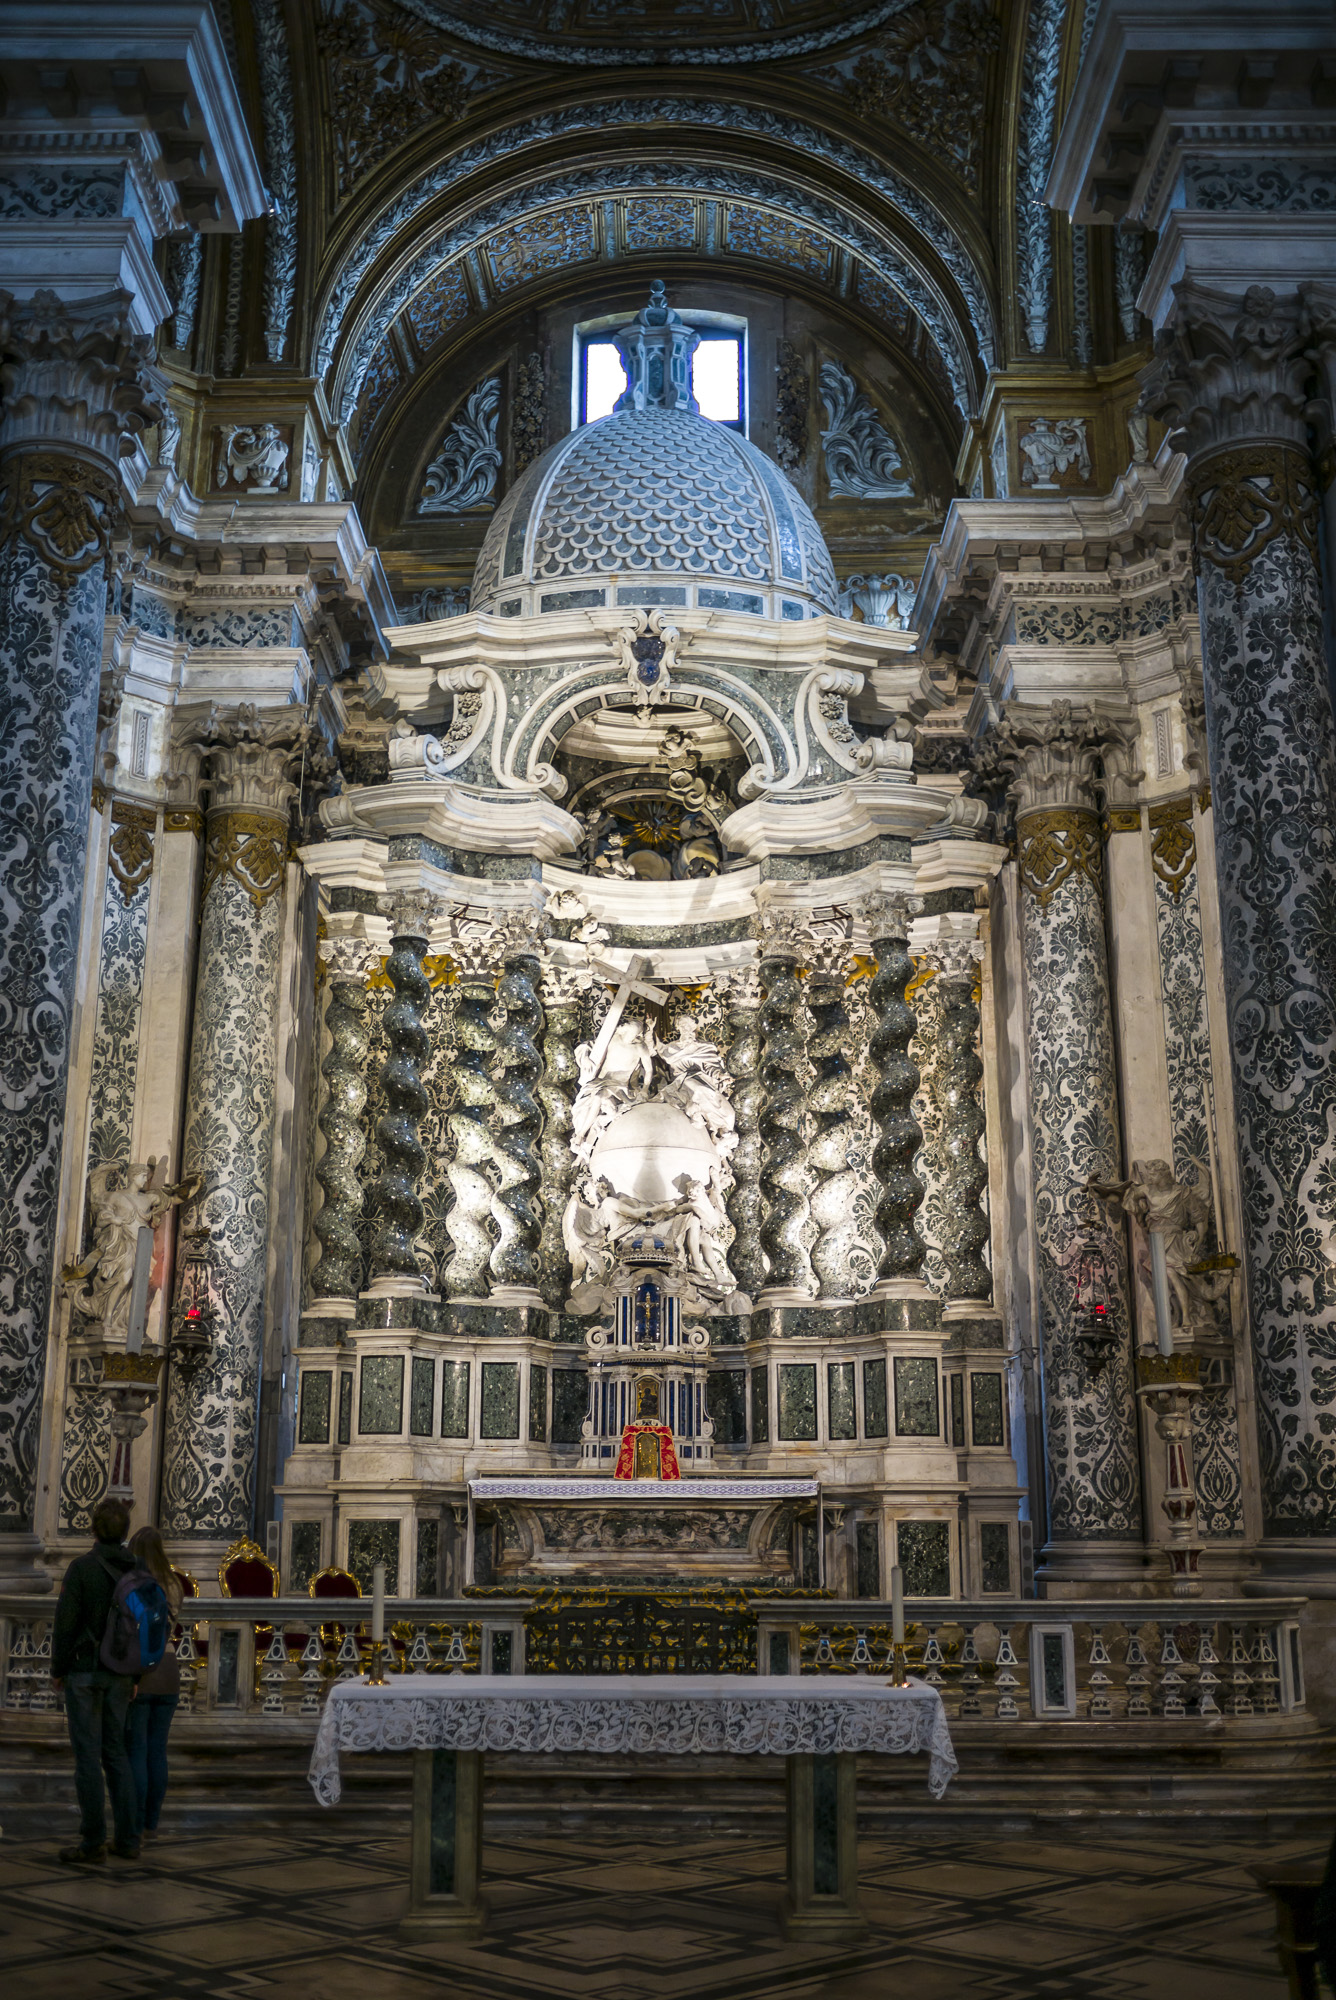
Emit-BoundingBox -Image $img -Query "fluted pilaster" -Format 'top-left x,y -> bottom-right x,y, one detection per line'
367,893 -> 434,1295
863,895 -> 928,1292
489,910 -> 548,1303
720,965 -> 766,1302
757,913 -> 816,1305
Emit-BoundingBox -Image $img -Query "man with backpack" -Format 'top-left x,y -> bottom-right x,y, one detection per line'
51,1496 -> 168,1864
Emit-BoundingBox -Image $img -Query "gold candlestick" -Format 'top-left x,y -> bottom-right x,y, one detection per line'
889,1641 -> 908,1688
365,1640 -> 388,1686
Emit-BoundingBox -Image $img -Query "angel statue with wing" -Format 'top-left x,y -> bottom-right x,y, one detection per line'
63,1159 -> 202,1341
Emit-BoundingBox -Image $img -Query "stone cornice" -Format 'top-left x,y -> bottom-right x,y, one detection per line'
1047,0 -> 1335,223
0,2 -> 267,233
916,443 -> 1188,652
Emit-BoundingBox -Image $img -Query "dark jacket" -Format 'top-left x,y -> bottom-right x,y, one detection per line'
52,1541 -> 138,1678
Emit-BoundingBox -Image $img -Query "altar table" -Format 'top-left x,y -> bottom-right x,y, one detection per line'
309,1674 -> 957,1941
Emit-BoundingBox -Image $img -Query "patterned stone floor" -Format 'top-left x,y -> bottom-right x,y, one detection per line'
0,1809 -> 1326,2000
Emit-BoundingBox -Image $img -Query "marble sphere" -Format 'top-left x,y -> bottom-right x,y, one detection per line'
590,1099 -> 718,1207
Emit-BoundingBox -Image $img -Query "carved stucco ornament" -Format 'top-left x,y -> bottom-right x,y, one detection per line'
818,357 -> 914,499
417,374 -> 502,514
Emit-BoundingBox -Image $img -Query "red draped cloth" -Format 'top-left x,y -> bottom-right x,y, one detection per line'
613,1422 -> 681,1480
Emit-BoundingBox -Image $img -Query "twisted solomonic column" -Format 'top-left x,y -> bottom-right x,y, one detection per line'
443,919 -> 500,1301
719,964 -> 766,1304
366,892 -> 435,1296
489,908 -> 549,1306
309,937 -> 373,1310
1143,283 -> 1336,1538
806,928 -> 861,1303
536,959 -> 585,1310
0,292 -> 163,1582
862,894 -> 929,1295
756,911 -> 816,1306
975,701 -> 1143,1563
932,930 -> 993,1312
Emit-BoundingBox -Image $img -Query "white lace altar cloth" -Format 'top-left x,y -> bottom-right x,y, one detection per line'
308,1674 -> 957,1807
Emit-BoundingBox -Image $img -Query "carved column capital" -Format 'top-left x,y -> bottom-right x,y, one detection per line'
858,891 -> 922,946
377,889 -> 437,946
1138,280 -> 1312,466
0,286 -> 165,463
974,700 -> 1139,821
185,702 -> 314,821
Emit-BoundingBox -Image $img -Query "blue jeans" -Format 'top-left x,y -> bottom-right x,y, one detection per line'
64,1671 -> 137,1850
125,1692 -> 178,1835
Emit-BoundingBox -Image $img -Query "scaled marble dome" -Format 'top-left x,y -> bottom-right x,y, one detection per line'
470,405 -> 840,622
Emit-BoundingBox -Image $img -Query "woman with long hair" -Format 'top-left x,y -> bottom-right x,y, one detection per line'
125,1525 -> 184,1839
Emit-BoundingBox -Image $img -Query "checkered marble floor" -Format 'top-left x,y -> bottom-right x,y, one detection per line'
0,1810 -> 1326,2000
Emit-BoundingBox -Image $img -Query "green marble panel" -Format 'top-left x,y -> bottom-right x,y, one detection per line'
348,1518 -> 400,1595
751,1365 -> 770,1442
440,1360 -> 470,1438
707,1370 -> 746,1446
416,1518 -> 440,1595
529,1365 -> 548,1442
856,1520 -> 881,1597
337,1372 -> 352,1445
862,1358 -> 888,1438
552,1368 -> 588,1444
980,1520 -> 1011,1593
289,1519 -> 322,1592
950,1372 -> 966,1446
429,1748 -> 456,1894
813,1755 -> 839,1894
410,1356 -> 435,1436
827,1361 -> 856,1441
971,1372 -> 1005,1447
894,1356 -> 939,1437
298,1370 -> 331,1444
480,1360 -> 520,1439
897,1519 -> 950,1596
778,1363 -> 817,1441
359,1354 -> 404,1435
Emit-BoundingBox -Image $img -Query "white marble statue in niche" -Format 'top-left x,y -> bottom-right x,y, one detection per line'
562,991 -> 739,1313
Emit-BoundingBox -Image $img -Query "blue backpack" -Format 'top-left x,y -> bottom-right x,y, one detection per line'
97,1555 -> 169,1677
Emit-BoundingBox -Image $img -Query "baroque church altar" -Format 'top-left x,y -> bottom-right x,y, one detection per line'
0,0 -> 1333,1729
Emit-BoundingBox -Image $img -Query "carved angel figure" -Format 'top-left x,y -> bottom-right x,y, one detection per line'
63,1160 -> 202,1340
1089,1157 -> 1231,1342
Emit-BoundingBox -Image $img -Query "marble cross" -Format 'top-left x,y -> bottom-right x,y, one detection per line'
585,953 -> 669,1078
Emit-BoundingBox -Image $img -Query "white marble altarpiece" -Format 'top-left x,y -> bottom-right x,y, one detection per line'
9,0 -> 1336,1674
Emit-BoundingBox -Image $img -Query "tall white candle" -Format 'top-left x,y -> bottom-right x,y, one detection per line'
371,1561 -> 385,1644
890,1564 -> 905,1646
